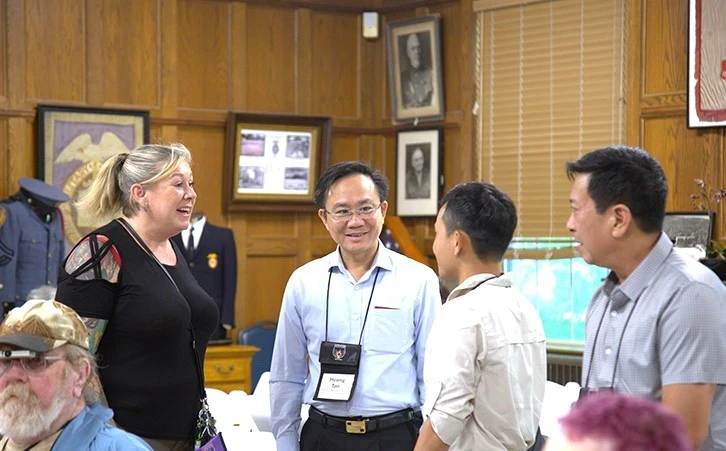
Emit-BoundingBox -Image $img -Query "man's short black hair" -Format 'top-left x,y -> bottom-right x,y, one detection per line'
313,161 -> 389,209
441,182 -> 517,262
565,145 -> 667,233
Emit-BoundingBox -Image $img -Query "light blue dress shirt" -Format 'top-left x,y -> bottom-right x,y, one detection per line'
269,241 -> 441,450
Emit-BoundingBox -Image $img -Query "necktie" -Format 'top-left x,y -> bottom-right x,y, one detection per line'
186,226 -> 195,259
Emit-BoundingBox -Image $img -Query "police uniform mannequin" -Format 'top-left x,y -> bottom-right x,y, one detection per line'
0,178 -> 69,318
172,212 -> 237,340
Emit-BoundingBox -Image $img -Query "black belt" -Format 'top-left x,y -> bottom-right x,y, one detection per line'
308,406 -> 421,435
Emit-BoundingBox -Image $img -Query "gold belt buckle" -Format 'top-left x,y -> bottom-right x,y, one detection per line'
345,419 -> 367,434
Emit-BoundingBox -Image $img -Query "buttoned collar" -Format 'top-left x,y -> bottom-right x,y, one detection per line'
602,232 -> 673,307
325,239 -> 394,282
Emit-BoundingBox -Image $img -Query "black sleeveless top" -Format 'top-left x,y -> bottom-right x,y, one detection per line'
56,220 -> 219,440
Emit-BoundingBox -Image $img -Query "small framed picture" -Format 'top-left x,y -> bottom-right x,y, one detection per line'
387,15 -> 445,124
224,112 -> 332,212
396,128 -> 442,217
662,212 -> 713,250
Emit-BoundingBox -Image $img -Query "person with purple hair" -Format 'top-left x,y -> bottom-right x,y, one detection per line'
544,391 -> 691,451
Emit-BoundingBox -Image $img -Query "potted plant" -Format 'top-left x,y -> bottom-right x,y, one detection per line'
691,179 -> 726,280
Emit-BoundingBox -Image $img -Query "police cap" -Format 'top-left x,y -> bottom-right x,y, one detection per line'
18,178 -> 70,206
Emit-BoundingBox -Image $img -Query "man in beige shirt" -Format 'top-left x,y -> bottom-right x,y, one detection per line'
415,181 -> 547,451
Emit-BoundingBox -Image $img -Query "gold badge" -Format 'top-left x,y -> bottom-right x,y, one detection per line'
0,206 -> 6,229
207,253 -> 218,270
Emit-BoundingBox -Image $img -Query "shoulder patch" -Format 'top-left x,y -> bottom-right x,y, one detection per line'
0,205 -> 6,229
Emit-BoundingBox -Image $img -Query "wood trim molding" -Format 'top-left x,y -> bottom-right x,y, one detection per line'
0,109 -> 35,118
473,0 -> 549,13
384,216 -> 428,265
210,0 -> 458,14
640,93 -> 687,109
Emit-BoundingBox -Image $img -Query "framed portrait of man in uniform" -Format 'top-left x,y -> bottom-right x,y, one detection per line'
37,105 -> 149,251
387,15 -> 445,124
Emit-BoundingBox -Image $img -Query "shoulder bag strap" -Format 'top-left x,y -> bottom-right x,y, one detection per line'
116,218 -> 207,399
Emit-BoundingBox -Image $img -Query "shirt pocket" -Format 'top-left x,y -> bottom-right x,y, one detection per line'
18,229 -> 47,267
364,304 -> 414,353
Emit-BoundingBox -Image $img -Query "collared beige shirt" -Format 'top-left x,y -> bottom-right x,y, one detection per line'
423,273 -> 547,450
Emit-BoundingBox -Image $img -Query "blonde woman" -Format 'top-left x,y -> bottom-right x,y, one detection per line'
56,144 -> 218,451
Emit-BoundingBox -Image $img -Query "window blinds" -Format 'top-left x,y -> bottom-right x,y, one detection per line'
474,0 -> 627,252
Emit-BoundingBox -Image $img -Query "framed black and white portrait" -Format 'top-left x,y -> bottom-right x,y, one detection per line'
396,128 -> 442,217
387,15 -> 445,124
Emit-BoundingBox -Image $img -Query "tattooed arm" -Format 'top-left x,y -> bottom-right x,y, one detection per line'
64,234 -> 120,410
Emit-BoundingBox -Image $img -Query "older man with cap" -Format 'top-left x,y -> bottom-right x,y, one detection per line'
0,178 -> 69,319
0,299 -> 151,450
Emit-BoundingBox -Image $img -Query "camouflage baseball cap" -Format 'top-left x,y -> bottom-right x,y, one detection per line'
0,300 -> 89,352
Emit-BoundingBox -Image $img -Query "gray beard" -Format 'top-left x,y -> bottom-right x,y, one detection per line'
0,382 -> 71,444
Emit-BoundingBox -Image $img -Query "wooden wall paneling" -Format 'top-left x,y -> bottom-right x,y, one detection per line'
641,116 -> 721,213
230,214 -> 248,340
25,0 -> 85,103
177,0 -> 229,111
0,120 -> 6,198
310,11 -> 361,122
430,2 -> 461,117
244,212 -> 304,326
0,0 -> 7,109
384,133 -> 400,214
625,0 -> 641,146
360,134 -> 388,173
295,213 -> 314,272
244,5 -> 296,113
641,0 -> 687,97
85,0 -> 104,105
7,0 -> 26,110
360,18 -> 381,127
454,0 -> 473,183
247,211 -> 301,237
296,8 -> 313,114
94,0 -> 160,108
160,0 -> 179,120
442,128 -> 458,192
244,255 -> 298,325
177,125 -> 227,224
7,117 -> 33,185
329,133 -> 362,163
230,2 -> 247,110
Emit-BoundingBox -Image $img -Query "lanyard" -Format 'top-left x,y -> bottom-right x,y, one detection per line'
324,266 -> 381,345
583,293 -> 638,389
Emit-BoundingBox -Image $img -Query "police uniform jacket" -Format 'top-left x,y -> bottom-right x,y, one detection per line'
172,222 -> 237,333
0,194 -> 65,315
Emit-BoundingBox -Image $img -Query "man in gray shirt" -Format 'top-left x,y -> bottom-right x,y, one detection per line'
566,145 -> 726,450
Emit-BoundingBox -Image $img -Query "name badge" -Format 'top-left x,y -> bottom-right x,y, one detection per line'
314,341 -> 361,402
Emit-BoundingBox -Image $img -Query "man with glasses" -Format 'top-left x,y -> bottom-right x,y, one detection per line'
0,299 -> 151,450
270,161 -> 441,451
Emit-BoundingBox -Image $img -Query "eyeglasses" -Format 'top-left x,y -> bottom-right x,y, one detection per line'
0,353 -> 65,377
325,204 -> 382,221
